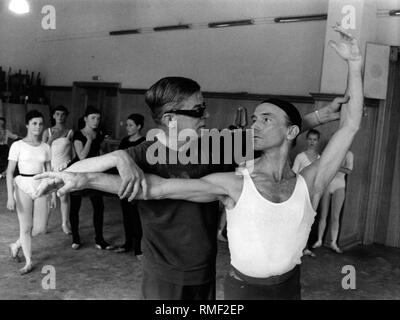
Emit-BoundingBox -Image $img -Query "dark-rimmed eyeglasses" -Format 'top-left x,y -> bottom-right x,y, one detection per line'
165,103 -> 207,119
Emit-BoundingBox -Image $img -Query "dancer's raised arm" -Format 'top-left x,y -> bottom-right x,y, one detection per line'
302,26 -> 363,207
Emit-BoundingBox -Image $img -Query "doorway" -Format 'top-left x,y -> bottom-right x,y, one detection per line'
71,82 -> 121,139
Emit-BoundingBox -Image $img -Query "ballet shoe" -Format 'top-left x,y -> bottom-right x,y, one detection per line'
62,224 -> 72,235
95,241 -> 114,250
114,244 -> 133,253
9,243 -> 21,262
303,248 -> 317,258
312,240 -> 322,249
19,263 -> 34,275
330,243 -> 343,254
71,243 -> 81,250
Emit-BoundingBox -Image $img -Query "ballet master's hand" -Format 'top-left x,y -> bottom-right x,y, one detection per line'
33,171 -> 88,198
317,96 -> 350,123
115,151 -> 148,201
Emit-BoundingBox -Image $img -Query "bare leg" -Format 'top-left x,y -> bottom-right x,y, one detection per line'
60,195 -> 71,234
9,238 -> 22,261
330,188 -> 346,253
15,187 -> 34,274
32,196 -> 50,236
312,191 -> 331,248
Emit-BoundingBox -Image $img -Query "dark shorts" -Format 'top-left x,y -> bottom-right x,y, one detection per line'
141,270 -> 216,300
224,265 -> 301,300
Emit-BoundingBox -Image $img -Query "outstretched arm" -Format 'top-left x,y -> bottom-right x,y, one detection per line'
64,149 -> 147,199
66,149 -> 124,172
33,171 -> 231,203
302,26 -> 363,207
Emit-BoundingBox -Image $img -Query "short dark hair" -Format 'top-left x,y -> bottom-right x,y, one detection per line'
26,110 -> 44,124
261,98 -> 302,147
0,117 -> 5,124
84,105 -> 101,117
127,113 -> 144,130
145,77 -> 201,125
261,98 -> 302,131
50,105 -> 69,126
51,105 -> 69,117
306,129 -> 320,139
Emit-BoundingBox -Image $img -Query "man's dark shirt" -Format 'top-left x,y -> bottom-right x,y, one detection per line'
125,132 -> 249,285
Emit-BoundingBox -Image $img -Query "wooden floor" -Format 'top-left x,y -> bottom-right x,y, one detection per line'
0,178 -> 400,300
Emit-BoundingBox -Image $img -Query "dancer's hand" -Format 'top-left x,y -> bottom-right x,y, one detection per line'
82,131 -> 94,142
329,24 -> 363,68
116,151 -> 147,201
318,96 -> 350,123
56,160 -> 71,172
33,171 -> 88,198
7,197 -> 15,211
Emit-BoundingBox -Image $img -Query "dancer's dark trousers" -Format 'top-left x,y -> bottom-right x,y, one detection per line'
120,199 -> 143,254
224,266 -> 301,300
141,270 -> 216,300
69,193 -> 105,244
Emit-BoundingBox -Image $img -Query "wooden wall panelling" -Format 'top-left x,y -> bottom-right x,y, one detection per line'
363,99 -> 391,244
311,98 -> 379,248
344,103 -> 378,245
2,103 -> 27,136
70,86 -> 88,131
98,88 -> 121,139
363,54 -> 400,247
385,122 -> 400,247
374,105 -> 400,244
374,56 -> 400,246
45,90 -> 73,129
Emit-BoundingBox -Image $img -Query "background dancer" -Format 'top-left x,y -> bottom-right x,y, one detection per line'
69,105 -> 114,251
312,150 -> 354,253
115,113 -> 146,255
43,105 -> 74,235
7,110 -> 54,275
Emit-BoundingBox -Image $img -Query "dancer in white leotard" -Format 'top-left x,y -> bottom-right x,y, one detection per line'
312,150 -> 353,253
42,105 -> 73,235
6,110 -> 53,275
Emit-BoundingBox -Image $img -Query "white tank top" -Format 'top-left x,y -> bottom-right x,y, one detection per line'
226,168 -> 316,278
49,128 -> 73,170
